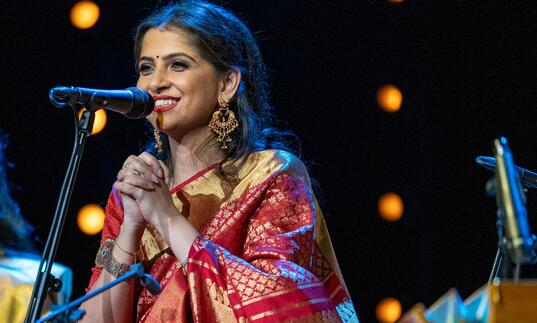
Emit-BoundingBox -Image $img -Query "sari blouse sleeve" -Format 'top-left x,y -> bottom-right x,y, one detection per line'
184,166 -> 355,322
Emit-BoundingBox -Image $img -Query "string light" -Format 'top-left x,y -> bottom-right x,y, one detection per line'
77,204 -> 105,235
377,84 -> 403,112
376,297 -> 402,323
378,192 -> 404,221
70,1 -> 100,29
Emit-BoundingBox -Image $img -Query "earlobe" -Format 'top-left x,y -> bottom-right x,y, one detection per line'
220,67 -> 241,101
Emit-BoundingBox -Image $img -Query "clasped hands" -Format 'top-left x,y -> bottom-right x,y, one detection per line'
114,152 -> 178,235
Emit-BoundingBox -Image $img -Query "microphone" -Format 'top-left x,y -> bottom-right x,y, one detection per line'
49,86 -> 154,119
493,137 -> 536,265
476,155 -> 537,189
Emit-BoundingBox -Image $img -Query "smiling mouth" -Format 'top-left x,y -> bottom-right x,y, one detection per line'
153,98 -> 180,113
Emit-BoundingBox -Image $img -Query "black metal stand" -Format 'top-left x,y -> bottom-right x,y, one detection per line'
24,106 -> 95,323
35,264 -> 160,323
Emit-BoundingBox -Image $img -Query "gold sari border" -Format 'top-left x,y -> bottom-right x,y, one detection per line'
188,258 -> 220,276
249,296 -> 331,320
234,281 -> 326,308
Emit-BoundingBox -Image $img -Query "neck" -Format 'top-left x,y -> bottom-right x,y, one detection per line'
167,126 -> 225,187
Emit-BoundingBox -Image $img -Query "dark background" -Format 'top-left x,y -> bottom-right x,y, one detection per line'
3,1 -> 537,322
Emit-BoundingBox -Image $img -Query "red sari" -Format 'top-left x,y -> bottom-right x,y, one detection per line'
87,150 -> 357,322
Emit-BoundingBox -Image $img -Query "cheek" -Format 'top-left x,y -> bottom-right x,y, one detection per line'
136,77 -> 147,89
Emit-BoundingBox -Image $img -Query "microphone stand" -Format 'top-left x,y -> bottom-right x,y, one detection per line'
24,101 -> 95,323
488,137 -> 537,283
35,264 -> 160,323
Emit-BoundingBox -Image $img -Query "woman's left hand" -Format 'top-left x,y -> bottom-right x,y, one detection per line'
114,152 -> 179,232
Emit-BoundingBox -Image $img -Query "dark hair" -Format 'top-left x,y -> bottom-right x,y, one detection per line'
134,0 -> 298,175
0,131 -> 38,253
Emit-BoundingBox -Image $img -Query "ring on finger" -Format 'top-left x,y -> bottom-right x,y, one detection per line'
131,168 -> 143,177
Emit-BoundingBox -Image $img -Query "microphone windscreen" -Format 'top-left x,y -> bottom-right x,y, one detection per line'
49,86 -> 74,108
126,87 -> 154,119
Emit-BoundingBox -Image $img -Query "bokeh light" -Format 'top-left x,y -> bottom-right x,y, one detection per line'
377,84 -> 403,112
78,108 -> 107,135
378,192 -> 404,221
77,204 -> 105,235
70,1 -> 100,29
376,297 -> 402,323
388,0 -> 404,3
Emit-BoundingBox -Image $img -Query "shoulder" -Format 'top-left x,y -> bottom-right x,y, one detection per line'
238,149 -> 311,185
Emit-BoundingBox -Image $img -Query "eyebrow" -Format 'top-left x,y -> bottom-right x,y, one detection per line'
138,52 -> 198,64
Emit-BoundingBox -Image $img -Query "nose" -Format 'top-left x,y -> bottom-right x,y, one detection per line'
147,67 -> 171,94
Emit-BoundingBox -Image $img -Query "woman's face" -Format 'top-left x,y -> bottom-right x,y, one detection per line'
136,27 -> 223,140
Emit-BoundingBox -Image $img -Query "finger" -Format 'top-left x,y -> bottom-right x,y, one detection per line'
119,191 -> 135,203
122,155 -> 141,169
124,156 -> 159,184
158,160 -> 171,186
117,166 -> 147,182
113,181 -> 143,200
116,167 -> 131,181
120,173 -> 156,191
138,152 -> 164,179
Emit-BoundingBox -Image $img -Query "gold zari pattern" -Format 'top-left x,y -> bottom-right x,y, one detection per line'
87,150 -> 357,322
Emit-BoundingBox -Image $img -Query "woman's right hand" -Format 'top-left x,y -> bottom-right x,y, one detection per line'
114,154 -> 164,233
119,194 -> 145,229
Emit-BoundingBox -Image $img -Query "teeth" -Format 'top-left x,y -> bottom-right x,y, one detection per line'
155,99 -> 178,107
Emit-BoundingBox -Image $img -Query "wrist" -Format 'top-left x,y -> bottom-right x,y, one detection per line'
95,239 -> 134,277
117,223 -> 145,255
160,215 -> 199,262
120,221 -> 146,238
121,218 -> 146,233
150,205 -> 180,235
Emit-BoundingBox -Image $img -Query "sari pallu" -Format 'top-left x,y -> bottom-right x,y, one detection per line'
87,150 -> 358,322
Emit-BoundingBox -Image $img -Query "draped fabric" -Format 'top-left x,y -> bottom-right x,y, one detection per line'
87,150 -> 358,322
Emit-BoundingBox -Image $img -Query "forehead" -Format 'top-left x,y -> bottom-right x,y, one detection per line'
139,27 -> 200,58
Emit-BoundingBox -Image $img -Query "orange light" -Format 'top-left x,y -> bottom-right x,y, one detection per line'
78,108 -> 107,135
77,204 -> 105,235
378,192 -> 404,221
70,1 -> 100,29
388,0 -> 404,3
376,297 -> 402,323
377,84 -> 403,112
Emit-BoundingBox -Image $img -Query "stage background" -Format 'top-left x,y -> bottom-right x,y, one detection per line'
2,1 -> 537,322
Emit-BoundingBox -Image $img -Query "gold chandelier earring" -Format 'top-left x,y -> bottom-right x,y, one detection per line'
153,128 -> 163,154
209,100 -> 239,149
153,112 -> 164,155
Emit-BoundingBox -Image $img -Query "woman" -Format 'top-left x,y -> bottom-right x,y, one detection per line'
82,1 -> 357,322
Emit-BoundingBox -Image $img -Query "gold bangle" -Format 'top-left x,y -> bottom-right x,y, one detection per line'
115,240 -> 137,257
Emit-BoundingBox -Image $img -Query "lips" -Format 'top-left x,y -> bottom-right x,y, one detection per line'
153,96 -> 180,113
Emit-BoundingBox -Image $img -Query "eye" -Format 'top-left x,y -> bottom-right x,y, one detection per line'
171,61 -> 189,71
138,63 -> 154,76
